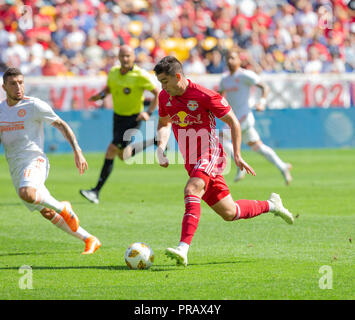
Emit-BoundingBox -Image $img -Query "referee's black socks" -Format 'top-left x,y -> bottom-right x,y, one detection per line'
94,158 -> 114,192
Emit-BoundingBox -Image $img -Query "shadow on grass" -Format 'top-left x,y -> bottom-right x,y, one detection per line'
0,265 -> 182,271
0,251 -> 72,257
0,261 -> 251,272
188,260 -> 254,266
0,265 -> 130,271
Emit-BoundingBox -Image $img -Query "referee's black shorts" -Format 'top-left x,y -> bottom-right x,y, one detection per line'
112,113 -> 142,149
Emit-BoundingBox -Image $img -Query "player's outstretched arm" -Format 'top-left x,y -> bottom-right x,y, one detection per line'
255,82 -> 269,112
156,116 -> 171,168
89,86 -> 110,102
51,118 -> 88,175
137,87 -> 159,121
220,110 -> 256,176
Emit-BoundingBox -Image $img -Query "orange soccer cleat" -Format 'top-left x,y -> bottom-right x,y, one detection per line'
60,201 -> 79,232
82,236 -> 102,255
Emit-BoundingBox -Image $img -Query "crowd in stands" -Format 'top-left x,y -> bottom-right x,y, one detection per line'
0,0 -> 354,76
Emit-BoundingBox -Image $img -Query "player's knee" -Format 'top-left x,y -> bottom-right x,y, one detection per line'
18,187 -> 36,203
106,144 -> 119,158
249,140 -> 262,151
220,208 -> 236,221
184,185 -> 197,196
184,180 -> 204,196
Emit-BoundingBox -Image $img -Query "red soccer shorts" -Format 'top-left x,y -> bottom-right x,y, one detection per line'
189,169 -> 230,207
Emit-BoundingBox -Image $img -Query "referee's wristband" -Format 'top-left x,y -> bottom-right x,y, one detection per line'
98,91 -> 106,99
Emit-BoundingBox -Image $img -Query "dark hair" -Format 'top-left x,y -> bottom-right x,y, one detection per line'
153,56 -> 184,76
3,67 -> 23,83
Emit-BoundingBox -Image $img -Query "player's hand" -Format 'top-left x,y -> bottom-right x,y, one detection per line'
89,95 -> 99,102
255,98 -> 266,112
255,103 -> 265,112
74,150 -> 88,175
234,155 -> 255,176
136,111 -> 150,121
157,147 -> 169,168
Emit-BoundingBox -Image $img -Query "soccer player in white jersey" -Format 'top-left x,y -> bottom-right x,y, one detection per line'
219,48 -> 292,185
0,68 -> 101,254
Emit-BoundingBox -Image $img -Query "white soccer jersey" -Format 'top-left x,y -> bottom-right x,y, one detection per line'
219,68 -> 261,119
0,96 -> 59,174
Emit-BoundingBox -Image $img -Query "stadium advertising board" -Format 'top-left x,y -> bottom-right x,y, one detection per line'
0,74 -> 354,110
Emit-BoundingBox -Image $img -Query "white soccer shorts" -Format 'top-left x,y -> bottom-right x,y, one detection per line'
11,156 -> 51,212
240,112 -> 260,144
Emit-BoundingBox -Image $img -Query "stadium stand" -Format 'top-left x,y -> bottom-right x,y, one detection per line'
0,0 -> 354,76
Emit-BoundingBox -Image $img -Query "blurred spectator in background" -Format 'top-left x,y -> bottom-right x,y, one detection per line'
64,22 -> 86,53
0,0 -> 19,32
0,0 -> 353,76
294,1 -> 318,38
183,49 -> 206,75
248,33 -> 264,64
206,49 -> 226,73
60,37 -> 77,59
73,2 -> 96,34
304,46 -> 323,73
83,34 -> 105,65
42,50 -> 67,76
1,33 -> 27,69
0,21 -> 9,51
323,51 -> 346,72
344,34 -> 355,71
21,51 -> 43,76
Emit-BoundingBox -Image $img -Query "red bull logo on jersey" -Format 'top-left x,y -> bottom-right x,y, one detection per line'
187,100 -> 199,111
170,111 -> 203,127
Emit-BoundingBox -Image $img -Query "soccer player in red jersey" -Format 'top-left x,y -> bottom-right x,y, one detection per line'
153,56 -> 294,266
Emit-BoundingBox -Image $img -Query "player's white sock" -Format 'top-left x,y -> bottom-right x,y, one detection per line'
50,213 -> 91,241
35,190 -> 65,213
267,200 -> 276,212
255,144 -> 287,172
178,241 -> 190,254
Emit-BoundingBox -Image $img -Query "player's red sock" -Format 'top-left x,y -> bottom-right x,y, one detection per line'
233,200 -> 269,220
180,195 -> 201,245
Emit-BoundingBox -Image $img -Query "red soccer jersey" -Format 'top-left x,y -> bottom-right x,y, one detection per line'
159,80 -> 231,177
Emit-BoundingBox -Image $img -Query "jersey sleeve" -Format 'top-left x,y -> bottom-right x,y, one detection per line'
205,92 -> 231,119
34,98 -> 59,124
242,70 -> 261,86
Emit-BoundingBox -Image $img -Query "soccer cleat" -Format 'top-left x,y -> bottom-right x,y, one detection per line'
79,189 -> 99,204
281,163 -> 293,185
165,247 -> 188,267
234,168 -> 246,182
82,236 -> 101,255
268,193 -> 294,225
60,201 -> 80,232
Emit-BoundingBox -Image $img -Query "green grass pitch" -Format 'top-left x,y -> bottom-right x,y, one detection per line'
0,149 -> 354,300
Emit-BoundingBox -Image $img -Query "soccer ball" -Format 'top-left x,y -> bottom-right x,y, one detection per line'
124,242 -> 154,270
